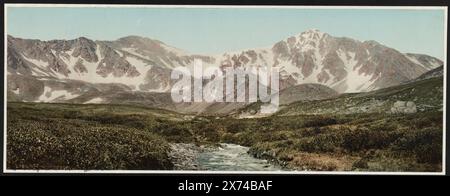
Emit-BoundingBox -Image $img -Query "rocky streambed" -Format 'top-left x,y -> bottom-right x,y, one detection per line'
168,143 -> 283,171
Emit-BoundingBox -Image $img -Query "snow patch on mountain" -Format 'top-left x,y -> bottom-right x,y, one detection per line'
12,88 -> 20,95
345,67 -> 377,92
38,86 -> 79,102
121,47 -> 148,59
85,97 -> 104,104
22,55 -> 48,68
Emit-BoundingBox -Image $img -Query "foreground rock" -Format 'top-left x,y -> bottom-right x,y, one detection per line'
168,143 -> 203,170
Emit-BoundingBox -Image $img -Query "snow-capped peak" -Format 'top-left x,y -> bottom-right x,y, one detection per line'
7,30 -> 444,96
298,29 -> 327,40
285,29 -> 329,52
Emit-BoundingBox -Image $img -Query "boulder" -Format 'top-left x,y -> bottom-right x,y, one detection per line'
391,101 -> 417,114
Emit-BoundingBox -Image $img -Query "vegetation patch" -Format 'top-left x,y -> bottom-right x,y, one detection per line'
6,102 -> 443,171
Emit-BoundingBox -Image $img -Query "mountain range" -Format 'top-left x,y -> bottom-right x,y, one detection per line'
6,29 -> 443,113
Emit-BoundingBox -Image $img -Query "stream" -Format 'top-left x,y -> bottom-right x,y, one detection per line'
196,143 -> 282,171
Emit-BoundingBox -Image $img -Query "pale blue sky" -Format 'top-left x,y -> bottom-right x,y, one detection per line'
7,7 -> 446,59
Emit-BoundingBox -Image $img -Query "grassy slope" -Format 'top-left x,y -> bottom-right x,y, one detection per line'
6,102 -> 189,170
230,113 -> 442,171
7,102 -> 443,171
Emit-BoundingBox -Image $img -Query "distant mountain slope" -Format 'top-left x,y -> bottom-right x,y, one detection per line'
235,83 -> 339,118
404,53 -> 443,70
278,83 -> 339,105
408,65 -> 443,83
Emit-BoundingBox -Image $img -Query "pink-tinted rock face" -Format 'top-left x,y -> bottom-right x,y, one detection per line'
317,70 -> 330,83
298,52 -> 316,78
97,44 -> 140,78
279,75 -> 298,90
272,41 -> 290,60
71,37 -> 99,63
322,51 -> 347,82
287,36 -> 296,47
73,59 -> 88,74
7,47 -> 32,75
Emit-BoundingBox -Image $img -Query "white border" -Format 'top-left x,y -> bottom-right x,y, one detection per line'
3,4 -> 447,175
2,4 -> 447,10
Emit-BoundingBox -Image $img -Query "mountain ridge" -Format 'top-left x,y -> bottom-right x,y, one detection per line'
6,29 -> 444,109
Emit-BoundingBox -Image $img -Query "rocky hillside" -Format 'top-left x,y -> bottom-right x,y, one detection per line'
276,76 -> 443,116
407,65 -> 443,83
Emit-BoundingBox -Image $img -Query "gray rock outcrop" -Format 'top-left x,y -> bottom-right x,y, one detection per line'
391,101 -> 417,114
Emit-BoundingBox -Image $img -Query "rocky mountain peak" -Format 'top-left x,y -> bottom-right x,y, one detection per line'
298,29 -> 328,40
76,36 -> 92,42
363,40 -> 381,47
6,30 -> 444,99
117,35 -> 164,46
71,37 -> 99,63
